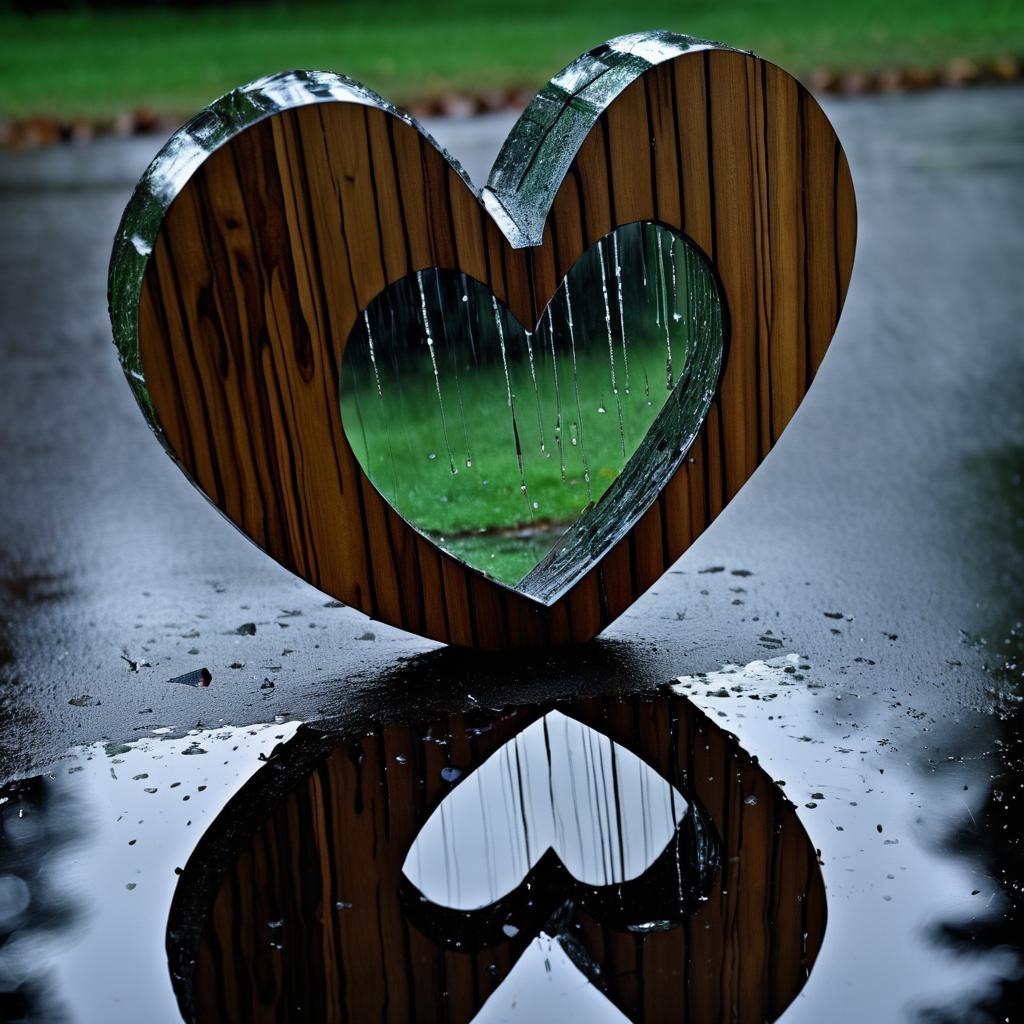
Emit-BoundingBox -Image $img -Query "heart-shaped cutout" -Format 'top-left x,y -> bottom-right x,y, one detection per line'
340,222 -> 723,595
110,32 -> 856,648
401,709 -> 704,909
399,709 -> 717,953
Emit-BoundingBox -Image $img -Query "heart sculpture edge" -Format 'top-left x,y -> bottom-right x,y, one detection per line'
109,30 -> 857,649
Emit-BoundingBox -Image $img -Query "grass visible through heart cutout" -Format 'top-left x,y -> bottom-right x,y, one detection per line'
340,221 -> 723,596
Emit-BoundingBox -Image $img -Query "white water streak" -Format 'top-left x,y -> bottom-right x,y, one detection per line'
613,232 -> 630,392
363,310 -> 383,398
546,306 -> 566,481
524,329 -> 547,454
417,270 -> 457,474
657,230 -> 673,390
597,239 -> 626,456
491,295 -> 530,503
563,280 -> 592,498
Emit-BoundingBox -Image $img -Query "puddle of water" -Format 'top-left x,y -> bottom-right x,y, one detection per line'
0,720 -> 300,1023
673,654 -> 1019,1022
0,653 -> 1018,1022
167,688 -> 823,1023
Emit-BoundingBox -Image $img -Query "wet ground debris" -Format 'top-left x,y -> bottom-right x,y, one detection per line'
170,667 -> 212,688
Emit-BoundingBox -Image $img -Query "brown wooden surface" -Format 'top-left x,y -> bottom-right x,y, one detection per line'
138,48 -> 856,648
170,693 -> 826,1023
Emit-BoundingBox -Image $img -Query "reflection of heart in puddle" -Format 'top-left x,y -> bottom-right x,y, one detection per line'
168,691 -> 825,1023
339,223 -> 723,596
400,709 -> 717,950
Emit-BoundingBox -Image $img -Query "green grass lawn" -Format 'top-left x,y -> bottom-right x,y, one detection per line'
1,0 -> 1022,119
344,315 -> 678,584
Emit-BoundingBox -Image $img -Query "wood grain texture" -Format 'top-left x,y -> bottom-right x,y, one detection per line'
136,46 -> 856,649
167,692 -> 826,1023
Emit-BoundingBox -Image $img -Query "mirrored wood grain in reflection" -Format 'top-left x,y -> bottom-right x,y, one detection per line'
167,690 -> 825,1023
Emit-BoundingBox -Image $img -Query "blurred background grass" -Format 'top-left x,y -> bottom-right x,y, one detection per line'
0,0 -> 1022,119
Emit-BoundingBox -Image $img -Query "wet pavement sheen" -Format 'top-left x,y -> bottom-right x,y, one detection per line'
1,87 -> 1023,1021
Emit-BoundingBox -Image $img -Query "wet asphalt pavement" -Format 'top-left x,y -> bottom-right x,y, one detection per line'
1,86 -> 1023,1021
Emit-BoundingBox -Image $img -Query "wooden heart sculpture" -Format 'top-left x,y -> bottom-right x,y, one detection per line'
109,31 -> 856,649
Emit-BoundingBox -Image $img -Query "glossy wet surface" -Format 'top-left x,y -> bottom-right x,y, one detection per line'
166,690 -> 819,1023
1,86 -> 1023,1020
